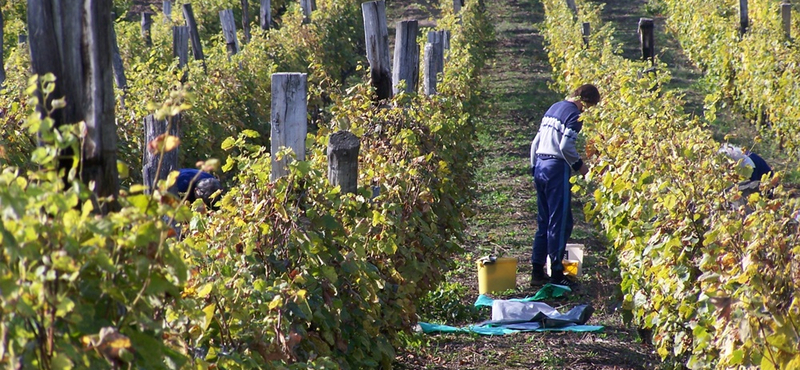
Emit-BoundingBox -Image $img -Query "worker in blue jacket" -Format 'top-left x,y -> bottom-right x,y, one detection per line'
176,168 -> 223,208
529,84 -> 600,290
718,144 -> 773,182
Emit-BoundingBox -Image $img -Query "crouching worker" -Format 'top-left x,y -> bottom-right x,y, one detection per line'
718,144 -> 774,212
718,144 -> 773,183
175,168 -> 224,210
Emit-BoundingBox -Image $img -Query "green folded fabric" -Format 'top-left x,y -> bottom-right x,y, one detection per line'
418,322 -> 518,335
474,283 -> 571,307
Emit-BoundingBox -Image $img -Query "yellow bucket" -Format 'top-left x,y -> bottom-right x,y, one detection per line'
563,259 -> 580,277
477,257 -> 517,294
546,244 -> 584,277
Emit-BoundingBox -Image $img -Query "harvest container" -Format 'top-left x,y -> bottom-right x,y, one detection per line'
477,256 -> 517,294
546,243 -> 584,277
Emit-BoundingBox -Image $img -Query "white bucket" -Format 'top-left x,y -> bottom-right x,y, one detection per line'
545,243 -> 584,277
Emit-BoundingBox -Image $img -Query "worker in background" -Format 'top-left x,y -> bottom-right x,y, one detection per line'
175,168 -> 223,209
718,143 -> 773,182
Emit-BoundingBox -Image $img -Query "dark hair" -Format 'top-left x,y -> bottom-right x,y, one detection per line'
194,178 -> 223,208
571,84 -> 600,106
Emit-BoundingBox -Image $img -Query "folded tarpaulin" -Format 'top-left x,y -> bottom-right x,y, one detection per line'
417,320 -> 604,335
486,301 -> 596,328
418,284 -> 603,335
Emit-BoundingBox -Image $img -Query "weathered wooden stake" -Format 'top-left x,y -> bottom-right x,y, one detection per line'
638,18 -> 655,62
173,26 -> 190,68
17,34 -> 26,45
423,41 -> 441,96
141,13 -> 153,47
327,131 -> 360,195
220,9 -> 241,57
453,0 -> 462,13
0,11 -> 5,87
782,2 -> 792,40
260,0 -> 272,30
301,0 -> 316,22
392,20 -> 420,95
143,114 -> 180,193
182,4 -> 206,68
27,0 -> 120,212
163,1 -> 172,22
362,1 -> 392,100
582,22 -> 590,47
427,31 -> 445,75
110,14 -> 128,105
427,30 -> 450,51
242,0 -> 252,43
565,0 -> 577,15
271,73 -> 308,181
739,0 -> 749,35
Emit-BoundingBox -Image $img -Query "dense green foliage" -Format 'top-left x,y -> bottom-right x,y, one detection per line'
541,0 -> 800,368
0,0 -> 493,368
0,76 -> 193,369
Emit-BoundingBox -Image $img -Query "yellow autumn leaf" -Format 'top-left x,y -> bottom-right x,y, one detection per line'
163,135 -> 180,152
107,336 -> 131,349
196,283 -> 213,298
269,295 -> 283,310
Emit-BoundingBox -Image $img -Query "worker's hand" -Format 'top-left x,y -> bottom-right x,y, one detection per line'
578,163 -> 589,176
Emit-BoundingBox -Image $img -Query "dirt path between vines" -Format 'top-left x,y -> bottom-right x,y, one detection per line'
389,0 -> 664,368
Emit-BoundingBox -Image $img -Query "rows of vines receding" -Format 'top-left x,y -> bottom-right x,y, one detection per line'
541,0 -> 800,368
652,0 -> 800,156
0,0 -> 493,368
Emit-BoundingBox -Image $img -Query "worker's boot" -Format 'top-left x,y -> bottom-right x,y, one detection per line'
530,263 -> 549,287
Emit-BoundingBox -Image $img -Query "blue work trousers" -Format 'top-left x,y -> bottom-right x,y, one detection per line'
532,157 -> 573,276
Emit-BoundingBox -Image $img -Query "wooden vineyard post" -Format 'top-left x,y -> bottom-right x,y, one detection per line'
301,0 -> 316,22
270,73 -> 308,181
427,31 -> 446,74
565,0 -> 577,15
328,131 -> 360,195
739,0 -> 749,35
141,12 -> 153,47
220,9 -> 241,58
110,14 -> 128,106
782,1 -> 792,40
17,34 -> 26,45
453,0 -> 462,14
0,11 -> 5,87
173,26 -> 190,68
638,18 -> 655,62
242,0 -> 252,43
392,20 -> 420,95
361,1 -> 392,100
428,30 -> 450,53
260,0 -> 272,30
27,0 -> 120,213
143,114 -> 180,193
163,0 -> 172,22
582,22 -> 590,47
423,41 -> 441,96
182,3 -> 206,70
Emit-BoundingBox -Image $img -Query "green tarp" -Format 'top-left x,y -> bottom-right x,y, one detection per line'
417,284 -> 604,335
